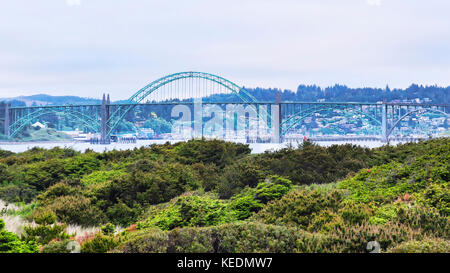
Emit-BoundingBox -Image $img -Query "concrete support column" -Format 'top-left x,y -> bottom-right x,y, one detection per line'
271,104 -> 281,143
381,103 -> 388,142
106,94 -> 111,144
193,98 -> 203,139
272,91 -> 282,143
4,103 -> 10,138
101,94 -> 107,144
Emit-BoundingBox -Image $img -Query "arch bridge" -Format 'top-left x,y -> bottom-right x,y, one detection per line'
1,72 -> 449,143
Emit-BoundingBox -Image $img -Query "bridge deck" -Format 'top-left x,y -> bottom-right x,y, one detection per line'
9,101 -> 450,110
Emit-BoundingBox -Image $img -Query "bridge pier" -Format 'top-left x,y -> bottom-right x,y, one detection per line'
106,94 -> 111,140
381,103 -> 388,142
100,94 -> 111,144
194,98 -> 203,139
4,102 -> 10,138
272,92 -> 282,143
271,104 -> 282,143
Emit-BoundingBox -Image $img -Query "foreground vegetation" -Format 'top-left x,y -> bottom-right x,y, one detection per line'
5,126 -> 73,142
0,138 -> 448,253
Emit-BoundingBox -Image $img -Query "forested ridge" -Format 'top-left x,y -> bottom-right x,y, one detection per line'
246,84 -> 450,103
0,138 -> 448,253
3,84 -> 449,107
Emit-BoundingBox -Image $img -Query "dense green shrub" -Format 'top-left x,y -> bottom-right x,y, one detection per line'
0,219 -> 39,253
212,222 -> 300,253
0,163 -> 11,182
45,195 -> 105,226
81,233 -> 119,253
254,188 -> 344,232
0,147 -> 78,166
253,141 -> 373,186
0,183 -> 37,203
0,138 -> 448,253
217,158 -> 265,198
322,221 -> 424,253
115,222 -> 301,253
174,138 -> 251,168
338,200 -> 374,225
229,192 -> 264,220
0,149 -> 14,158
0,150 -> 101,202
114,228 -> 171,253
255,175 -> 293,204
123,221 -> 401,254
228,176 -> 293,220
81,170 -> 126,186
386,238 -> 450,253
417,183 -> 450,216
138,195 -> 233,230
20,156 -> 99,192
23,209 -> 71,245
176,196 -> 231,228
40,239 -> 73,253
34,182 -> 105,226
36,182 -> 79,204
93,161 -> 198,208
338,139 -> 449,210
295,232 -> 331,253
370,138 -> 450,167
290,219 -> 434,253
106,201 -> 141,227
139,178 -> 295,230
101,223 -> 115,236
191,163 -> 221,191
393,205 -> 449,238
367,203 -> 401,225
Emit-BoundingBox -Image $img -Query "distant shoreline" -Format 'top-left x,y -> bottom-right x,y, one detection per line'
0,136 -> 436,146
0,138 -> 442,154
0,141 -> 76,145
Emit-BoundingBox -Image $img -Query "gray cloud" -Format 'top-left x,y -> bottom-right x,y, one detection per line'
0,0 -> 449,99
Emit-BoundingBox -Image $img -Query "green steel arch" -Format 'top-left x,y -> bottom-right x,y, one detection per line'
386,108 -> 449,140
107,71 -> 261,136
9,108 -> 101,138
281,104 -> 381,136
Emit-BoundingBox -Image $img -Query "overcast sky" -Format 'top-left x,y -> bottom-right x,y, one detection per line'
0,0 -> 449,100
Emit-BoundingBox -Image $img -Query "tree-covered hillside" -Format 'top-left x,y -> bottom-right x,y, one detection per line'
2,83 -> 449,107
204,84 -> 449,104
1,95 -> 101,107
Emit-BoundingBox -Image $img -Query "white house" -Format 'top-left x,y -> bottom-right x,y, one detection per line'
31,121 -> 46,129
